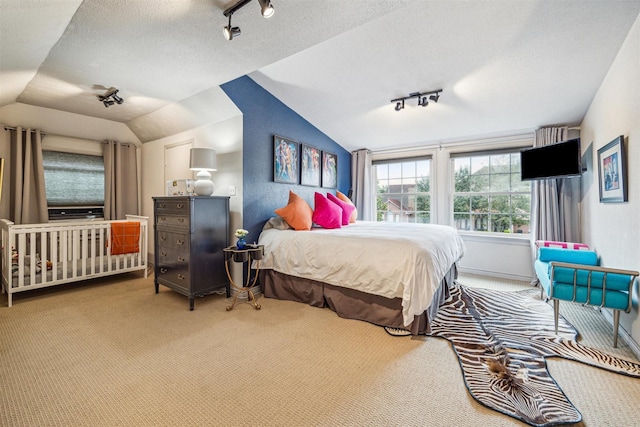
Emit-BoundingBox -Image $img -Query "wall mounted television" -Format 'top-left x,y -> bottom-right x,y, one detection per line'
520,138 -> 582,181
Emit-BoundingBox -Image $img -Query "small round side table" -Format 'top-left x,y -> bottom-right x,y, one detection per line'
223,244 -> 264,311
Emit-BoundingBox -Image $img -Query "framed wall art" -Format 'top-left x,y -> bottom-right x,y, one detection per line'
274,135 -> 299,184
597,135 -> 627,203
321,151 -> 337,188
300,143 -> 321,187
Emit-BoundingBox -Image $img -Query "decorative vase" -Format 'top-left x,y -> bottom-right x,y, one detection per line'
236,237 -> 247,249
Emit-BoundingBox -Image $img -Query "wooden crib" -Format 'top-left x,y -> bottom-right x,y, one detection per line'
1,215 -> 148,307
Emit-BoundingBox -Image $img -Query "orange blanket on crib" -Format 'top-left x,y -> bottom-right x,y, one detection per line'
109,222 -> 140,255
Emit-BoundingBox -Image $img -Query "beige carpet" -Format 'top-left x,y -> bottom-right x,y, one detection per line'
1,272 -> 639,426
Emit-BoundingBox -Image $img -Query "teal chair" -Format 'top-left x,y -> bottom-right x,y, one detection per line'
535,246 -> 638,348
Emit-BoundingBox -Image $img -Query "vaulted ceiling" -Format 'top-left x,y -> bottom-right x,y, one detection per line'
1,0 -> 639,152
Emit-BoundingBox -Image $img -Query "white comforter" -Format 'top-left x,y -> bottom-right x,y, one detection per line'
257,221 -> 466,326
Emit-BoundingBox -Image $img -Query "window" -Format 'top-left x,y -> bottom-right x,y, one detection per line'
374,158 -> 432,223
452,151 -> 530,234
43,151 -> 105,220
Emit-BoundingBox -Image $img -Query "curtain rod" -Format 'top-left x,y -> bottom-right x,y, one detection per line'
3,126 -> 47,136
3,125 -> 132,147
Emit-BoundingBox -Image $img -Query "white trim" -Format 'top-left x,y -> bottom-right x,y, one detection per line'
457,266 -> 534,283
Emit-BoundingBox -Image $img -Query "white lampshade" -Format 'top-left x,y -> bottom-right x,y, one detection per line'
189,148 -> 217,196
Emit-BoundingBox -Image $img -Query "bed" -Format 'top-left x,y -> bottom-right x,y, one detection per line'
257,219 -> 466,334
1,215 -> 149,307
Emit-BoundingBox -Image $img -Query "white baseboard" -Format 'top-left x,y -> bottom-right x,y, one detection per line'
600,308 -> 640,360
458,267 -> 534,284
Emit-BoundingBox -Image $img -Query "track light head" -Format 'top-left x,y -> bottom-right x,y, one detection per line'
223,14 -> 241,40
258,0 -> 274,18
395,100 -> 404,111
429,93 -> 440,103
224,25 -> 241,40
98,87 -> 124,108
419,96 -> 428,107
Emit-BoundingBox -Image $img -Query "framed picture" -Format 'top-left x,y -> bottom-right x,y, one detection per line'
274,135 -> 299,184
300,144 -> 321,187
321,151 -> 338,188
597,135 -> 627,203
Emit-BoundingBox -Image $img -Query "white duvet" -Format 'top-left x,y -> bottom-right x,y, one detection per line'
257,221 -> 466,326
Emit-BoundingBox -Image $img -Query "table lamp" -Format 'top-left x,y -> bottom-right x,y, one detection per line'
189,148 -> 217,196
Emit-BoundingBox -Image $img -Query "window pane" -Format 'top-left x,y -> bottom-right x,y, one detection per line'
490,174 -> 510,192
453,195 -> 470,213
454,213 -> 471,230
43,151 -> 104,207
470,174 -> 490,192
401,177 -> 416,193
490,154 -> 511,174
388,163 -> 402,179
490,195 -> 509,213
471,195 -> 489,213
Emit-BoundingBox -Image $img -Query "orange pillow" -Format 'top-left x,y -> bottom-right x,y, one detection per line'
336,191 -> 357,223
110,222 -> 141,255
274,190 -> 313,230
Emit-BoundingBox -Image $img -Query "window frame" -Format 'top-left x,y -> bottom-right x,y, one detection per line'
42,149 -> 106,221
373,156 -> 433,223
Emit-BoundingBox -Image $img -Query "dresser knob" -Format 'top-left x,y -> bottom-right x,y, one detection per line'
177,239 -> 184,245
160,268 -> 167,274
177,203 -> 183,208
159,203 -> 165,208
177,274 -> 185,280
178,256 -> 185,262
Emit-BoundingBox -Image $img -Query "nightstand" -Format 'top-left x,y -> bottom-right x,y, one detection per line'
223,245 -> 264,311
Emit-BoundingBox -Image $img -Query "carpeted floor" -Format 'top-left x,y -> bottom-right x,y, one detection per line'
1,272 -> 639,426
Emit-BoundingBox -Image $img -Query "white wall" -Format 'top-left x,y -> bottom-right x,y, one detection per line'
140,115 -> 245,283
580,14 -> 640,346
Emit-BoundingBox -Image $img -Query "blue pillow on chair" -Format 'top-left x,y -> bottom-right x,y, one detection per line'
538,247 -> 599,265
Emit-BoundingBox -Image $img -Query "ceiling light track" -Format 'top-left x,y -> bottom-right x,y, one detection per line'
391,89 -> 442,111
97,87 -> 124,108
223,0 -> 274,41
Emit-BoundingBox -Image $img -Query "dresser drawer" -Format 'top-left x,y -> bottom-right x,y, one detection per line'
155,198 -> 190,215
157,247 -> 189,268
156,230 -> 190,252
156,265 -> 190,290
156,214 -> 189,228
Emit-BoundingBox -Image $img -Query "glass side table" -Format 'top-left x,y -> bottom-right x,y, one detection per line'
223,244 -> 264,311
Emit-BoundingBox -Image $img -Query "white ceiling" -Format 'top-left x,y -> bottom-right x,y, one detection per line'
1,0 -> 639,152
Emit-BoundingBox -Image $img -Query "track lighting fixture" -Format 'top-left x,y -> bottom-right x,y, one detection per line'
222,0 -> 274,40
391,89 -> 442,111
97,87 -> 124,108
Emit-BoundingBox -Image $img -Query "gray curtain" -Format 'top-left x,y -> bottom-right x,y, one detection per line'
351,149 -> 374,220
103,140 -> 139,220
9,127 -> 48,224
531,126 -> 580,242
530,126 -> 581,284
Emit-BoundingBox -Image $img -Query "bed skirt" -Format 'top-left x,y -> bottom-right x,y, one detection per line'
258,264 -> 457,335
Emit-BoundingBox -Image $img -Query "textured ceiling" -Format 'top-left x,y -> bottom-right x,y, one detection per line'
1,0 -> 639,152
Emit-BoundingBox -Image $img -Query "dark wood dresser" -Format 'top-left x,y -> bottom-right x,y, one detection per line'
153,196 -> 230,310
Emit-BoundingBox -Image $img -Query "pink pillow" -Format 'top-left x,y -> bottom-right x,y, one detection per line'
327,193 -> 356,226
535,240 -> 589,250
336,191 -> 357,223
312,192 -> 342,229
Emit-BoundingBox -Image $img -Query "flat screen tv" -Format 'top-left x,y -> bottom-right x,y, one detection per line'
520,138 -> 582,181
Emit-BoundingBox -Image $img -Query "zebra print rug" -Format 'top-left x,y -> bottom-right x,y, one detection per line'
388,283 -> 640,427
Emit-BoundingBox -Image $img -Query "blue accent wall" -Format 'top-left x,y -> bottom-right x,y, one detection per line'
221,76 -> 351,240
